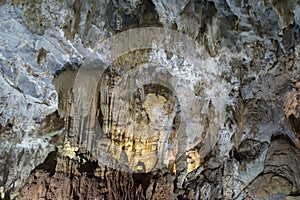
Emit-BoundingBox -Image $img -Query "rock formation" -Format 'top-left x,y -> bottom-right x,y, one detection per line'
0,0 -> 300,199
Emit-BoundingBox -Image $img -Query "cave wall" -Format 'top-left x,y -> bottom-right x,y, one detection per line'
0,0 -> 300,199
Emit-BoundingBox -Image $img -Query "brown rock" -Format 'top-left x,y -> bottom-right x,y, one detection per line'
247,136 -> 300,198
284,88 -> 300,147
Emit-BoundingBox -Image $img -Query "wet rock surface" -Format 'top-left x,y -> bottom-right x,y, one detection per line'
0,0 -> 300,199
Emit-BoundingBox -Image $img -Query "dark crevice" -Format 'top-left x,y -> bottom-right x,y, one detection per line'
78,159 -> 99,178
34,150 -> 58,176
97,92 -> 104,129
132,172 -> 152,197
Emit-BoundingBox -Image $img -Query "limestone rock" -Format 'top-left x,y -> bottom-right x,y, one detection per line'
284,84 -> 300,146
246,135 -> 300,199
0,0 -> 300,199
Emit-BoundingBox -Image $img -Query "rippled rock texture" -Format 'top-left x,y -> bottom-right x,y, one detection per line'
0,0 -> 300,199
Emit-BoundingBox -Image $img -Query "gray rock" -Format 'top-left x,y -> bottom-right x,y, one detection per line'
0,0 -> 300,199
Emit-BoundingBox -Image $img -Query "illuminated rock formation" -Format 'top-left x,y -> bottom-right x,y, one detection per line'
0,0 -> 300,199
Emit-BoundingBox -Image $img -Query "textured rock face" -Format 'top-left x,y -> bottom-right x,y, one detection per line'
247,135 -> 300,199
284,84 -> 300,146
21,150 -> 176,200
0,0 -> 300,199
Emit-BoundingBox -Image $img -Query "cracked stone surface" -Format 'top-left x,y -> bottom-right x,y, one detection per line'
0,0 -> 300,199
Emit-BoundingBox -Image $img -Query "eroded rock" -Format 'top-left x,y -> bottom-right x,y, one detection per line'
246,135 -> 300,199
1,0 -> 300,199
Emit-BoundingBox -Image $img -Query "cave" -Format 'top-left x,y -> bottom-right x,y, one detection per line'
0,0 -> 300,199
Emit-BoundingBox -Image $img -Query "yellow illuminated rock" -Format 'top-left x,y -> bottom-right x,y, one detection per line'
187,149 -> 201,173
58,140 -> 79,160
53,60 -> 183,173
